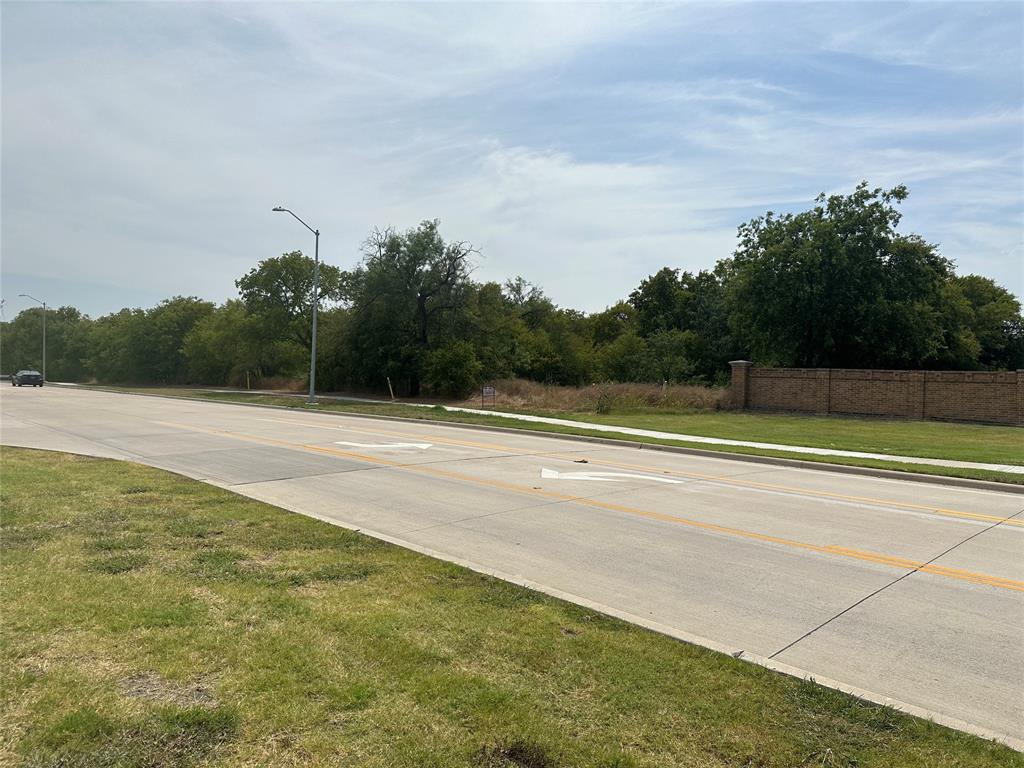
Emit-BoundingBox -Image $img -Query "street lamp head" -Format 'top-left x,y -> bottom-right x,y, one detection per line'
272,206 -> 285,212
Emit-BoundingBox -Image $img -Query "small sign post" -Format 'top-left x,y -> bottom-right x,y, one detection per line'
481,385 -> 496,408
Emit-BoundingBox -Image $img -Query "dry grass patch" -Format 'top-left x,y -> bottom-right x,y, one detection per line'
461,378 -> 725,413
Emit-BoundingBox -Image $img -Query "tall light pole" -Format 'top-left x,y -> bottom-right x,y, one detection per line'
18,293 -> 46,383
272,206 -> 320,404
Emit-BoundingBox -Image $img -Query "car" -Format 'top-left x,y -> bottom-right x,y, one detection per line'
12,370 -> 44,387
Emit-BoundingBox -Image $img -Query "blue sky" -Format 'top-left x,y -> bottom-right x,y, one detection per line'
2,1 -> 1022,319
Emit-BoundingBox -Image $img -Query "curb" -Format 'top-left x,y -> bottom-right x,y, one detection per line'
251,491 -> 1023,752
60,385 -> 1024,494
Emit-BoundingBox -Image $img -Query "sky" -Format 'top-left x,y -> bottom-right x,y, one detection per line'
2,1 -> 1022,320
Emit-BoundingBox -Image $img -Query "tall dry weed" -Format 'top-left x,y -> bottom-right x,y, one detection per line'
460,378 -> 725,413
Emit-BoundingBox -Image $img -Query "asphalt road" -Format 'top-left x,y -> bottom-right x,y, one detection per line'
2,386 -> 1022,746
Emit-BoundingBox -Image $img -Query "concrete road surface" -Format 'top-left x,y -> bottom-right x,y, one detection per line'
2,386 -> 1022,746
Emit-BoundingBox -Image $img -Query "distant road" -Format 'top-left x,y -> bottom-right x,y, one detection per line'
2,387 -> 1022,746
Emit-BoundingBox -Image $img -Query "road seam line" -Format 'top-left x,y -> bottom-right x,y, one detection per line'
768,507 -> 1024,659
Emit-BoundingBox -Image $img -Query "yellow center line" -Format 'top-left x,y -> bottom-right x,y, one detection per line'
579,457 -> 1024,528
154,419 -> 1024,593
266,417 -> 1021,529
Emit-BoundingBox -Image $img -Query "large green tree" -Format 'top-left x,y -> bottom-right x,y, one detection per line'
342,220 -> 476,395
87,297 -> 214,384
182,300 -> 304,386
950,275 -> 1024,370
236,251 -> 343,351
724,183 -> 955,368
626,267 -> 734,382
1,306 -> 92,382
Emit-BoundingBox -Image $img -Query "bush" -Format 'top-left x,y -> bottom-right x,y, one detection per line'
423,341 -> 483,398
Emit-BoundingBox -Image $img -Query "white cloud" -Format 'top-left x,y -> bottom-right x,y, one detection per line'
1,1 -> 1021,319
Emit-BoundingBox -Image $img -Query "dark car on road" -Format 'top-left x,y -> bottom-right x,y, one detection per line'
11,370 -> 43,387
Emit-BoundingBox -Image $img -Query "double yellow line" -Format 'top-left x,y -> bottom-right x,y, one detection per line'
156,419 -> 1024,593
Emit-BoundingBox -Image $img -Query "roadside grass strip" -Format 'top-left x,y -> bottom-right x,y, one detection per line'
2,447 -> 1021,766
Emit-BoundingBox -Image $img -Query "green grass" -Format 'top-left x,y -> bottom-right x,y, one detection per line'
2,447 -> 1021,767
87,386 -> 1024,485
554,409 -> 1023,466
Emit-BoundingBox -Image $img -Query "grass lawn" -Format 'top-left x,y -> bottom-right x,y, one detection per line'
1,447 -> 1020,767
88,387 -> 1023,485
549,409 -> 1024,466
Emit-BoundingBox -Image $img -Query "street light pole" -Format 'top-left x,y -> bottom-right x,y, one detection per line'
18,293 -> 46,383
272,207 -> 320,404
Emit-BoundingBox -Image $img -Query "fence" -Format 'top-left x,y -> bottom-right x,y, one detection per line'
728,361 -> 1023,425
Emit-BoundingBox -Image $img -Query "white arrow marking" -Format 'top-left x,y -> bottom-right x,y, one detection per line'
540,467 -> 682,484
334,441 -> 432,450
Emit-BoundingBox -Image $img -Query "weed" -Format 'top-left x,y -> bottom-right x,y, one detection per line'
476,739 -> 558,768
88,553 -> 149,574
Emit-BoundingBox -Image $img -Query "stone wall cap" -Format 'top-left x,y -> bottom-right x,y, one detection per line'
729,360 -> 753,366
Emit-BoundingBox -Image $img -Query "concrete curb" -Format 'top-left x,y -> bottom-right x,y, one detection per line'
62,385 -> 1024,494
263,494 -> 1019,752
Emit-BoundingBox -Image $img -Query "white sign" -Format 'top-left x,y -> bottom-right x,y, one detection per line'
540,467 -> 682,484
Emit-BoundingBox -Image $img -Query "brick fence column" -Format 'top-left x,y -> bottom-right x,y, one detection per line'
907,371 -> 926,420
1017,370 -> 1024,426
729,360 -> 753,410
814,369 -> 831,415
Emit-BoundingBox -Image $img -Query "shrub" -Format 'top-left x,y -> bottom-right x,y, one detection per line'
423,341 -> 484,398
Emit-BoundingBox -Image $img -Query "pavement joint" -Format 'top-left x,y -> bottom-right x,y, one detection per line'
769,506 -> 1024,660
225,467 -> 379,487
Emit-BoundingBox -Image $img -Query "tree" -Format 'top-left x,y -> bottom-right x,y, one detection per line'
342,220 -> 476,395
645,329 -> 698,383
952,275 -> 1024,370
183,300 -> 287,385
598,331 -> 648,382
589,302 -> 636,345
86,297 -> 213,384
626,268 -> 734,381
144,297 -> 215,383
86,308 -> 149,383
423,341 -> 483,397
0,306 -> 92,382
462,282 -> 533,380
629,268 -> 685,336
724,182 -> 955,368
236,251 -> 343,350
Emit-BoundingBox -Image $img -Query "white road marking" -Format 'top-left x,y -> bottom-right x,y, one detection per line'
334,441 -> 432,450
540,467 -> 683,484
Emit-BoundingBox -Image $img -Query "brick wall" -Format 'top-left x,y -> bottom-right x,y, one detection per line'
728,361 -> 1023,425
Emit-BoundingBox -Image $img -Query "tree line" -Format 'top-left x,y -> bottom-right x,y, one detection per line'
3,184 -> 1021,395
